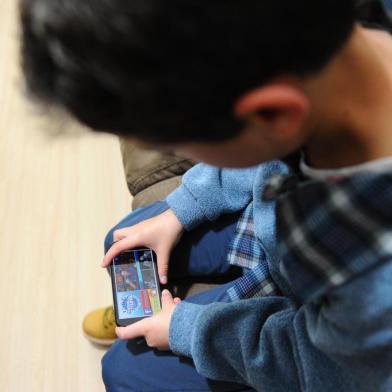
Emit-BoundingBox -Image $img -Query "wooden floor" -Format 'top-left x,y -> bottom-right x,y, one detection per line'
0,1 -> 132,391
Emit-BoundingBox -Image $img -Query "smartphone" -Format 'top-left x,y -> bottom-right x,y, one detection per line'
110,248 -> 162,327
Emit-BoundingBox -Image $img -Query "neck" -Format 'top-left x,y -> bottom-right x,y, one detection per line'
304,25 -> 392,169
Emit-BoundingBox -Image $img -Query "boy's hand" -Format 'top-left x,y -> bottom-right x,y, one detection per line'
101,209 -> 184,284
115,290 -> 181,351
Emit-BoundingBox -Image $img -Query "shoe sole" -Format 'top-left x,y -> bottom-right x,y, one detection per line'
83,332 -> 116,346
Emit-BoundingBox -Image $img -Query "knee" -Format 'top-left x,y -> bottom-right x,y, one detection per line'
101,343 -> 121,390
102,340 -> 148,391
103,202 -> 169,254
101,348 -> 113,390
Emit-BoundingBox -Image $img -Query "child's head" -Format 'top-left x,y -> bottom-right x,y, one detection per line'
21,0 -> 386,167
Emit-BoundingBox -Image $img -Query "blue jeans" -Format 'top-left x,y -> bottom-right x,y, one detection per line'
102,201 -> 253,392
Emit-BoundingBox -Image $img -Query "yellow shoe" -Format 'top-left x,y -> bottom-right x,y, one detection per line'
82,306 -> 117,346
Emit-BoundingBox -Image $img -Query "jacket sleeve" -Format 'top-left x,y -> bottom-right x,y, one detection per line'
169,260 -> 392,391
166,161 -> 286,230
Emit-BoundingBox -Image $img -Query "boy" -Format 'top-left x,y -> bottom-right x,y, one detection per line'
20,0 -> 392,390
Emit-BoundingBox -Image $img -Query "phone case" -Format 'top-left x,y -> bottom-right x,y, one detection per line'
110,249 -> 162,327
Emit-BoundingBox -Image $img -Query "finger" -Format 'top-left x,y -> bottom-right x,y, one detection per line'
101,235 -> 142,267
173,297 -> 182,305
115,318 -> 149,340
112,228 -> 130,242
161,289 -> 174,310
156,247 -> 170,285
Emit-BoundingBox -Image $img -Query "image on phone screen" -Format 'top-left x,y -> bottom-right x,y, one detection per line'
112,249 -> 161,322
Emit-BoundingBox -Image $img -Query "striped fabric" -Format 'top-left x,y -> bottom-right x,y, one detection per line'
226,171 -> 392,303
226,202 -> 280,301
264,172 -> 392,302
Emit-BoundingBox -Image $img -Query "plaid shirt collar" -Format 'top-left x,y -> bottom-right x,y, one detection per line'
264,172 -> 392,303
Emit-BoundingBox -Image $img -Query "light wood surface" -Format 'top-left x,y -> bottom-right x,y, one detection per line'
0,1 -> 132,391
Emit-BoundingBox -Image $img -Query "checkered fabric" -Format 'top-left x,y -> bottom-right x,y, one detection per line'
264,172 -> 392,302
226,202 -> 280,301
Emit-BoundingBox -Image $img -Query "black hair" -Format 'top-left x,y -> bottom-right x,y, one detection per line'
21,0 -> 364,143
357,0 -> 392,29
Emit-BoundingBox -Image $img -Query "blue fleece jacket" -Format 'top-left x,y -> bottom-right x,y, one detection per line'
166,162 -> 392,392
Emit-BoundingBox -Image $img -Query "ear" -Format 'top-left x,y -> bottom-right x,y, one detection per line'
234,84 -> 310,138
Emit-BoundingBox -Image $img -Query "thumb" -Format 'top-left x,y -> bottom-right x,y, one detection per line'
161,289 -> 174,310
115,318 -> 148,340
156,247 -> 170,285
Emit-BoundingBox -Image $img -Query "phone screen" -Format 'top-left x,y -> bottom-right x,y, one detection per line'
112,249 -> 161,321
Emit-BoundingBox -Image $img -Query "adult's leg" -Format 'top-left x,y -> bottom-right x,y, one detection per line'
118,140 -> 195,210
102,282 -> 254,392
